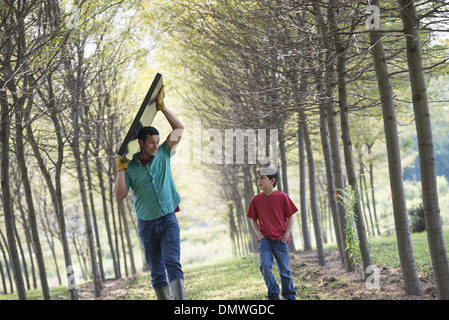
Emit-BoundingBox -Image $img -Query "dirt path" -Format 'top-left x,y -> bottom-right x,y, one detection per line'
289,250 -> 436,300
79,250 -> 437,300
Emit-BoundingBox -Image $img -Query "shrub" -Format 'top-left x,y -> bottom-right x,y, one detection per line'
408,203 -> 426,233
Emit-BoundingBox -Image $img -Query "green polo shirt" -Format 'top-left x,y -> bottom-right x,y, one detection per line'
125,141 -> 180,221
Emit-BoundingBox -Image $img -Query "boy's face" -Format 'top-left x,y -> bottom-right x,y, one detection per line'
258,175 -> 275,191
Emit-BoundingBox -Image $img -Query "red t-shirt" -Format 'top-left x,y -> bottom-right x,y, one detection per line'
246,190 -> 298,241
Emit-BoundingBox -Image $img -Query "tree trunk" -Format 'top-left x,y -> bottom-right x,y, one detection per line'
336,45 -> 372,277
108,170 -> 122,277
367,143 -> 381,236
0,231 -> 14,293
117,200 -> 137,275
40,205 -> 62,286
0,250 -> 7,294
0,86 -> 27,300
278,128 -> 296,253
397,0 -> 449,299
95,146 -> 120,279
29,78 -> 79,299
319,104 -> 344,262
297,116 -> 312,251
72,122 -> 103,296
15,97 -> 51,299
327,0 -> 373,272
299,110 -> 326,266
14,224 -> 30,290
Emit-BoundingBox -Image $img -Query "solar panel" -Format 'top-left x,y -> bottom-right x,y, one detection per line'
117,73 -> 164,160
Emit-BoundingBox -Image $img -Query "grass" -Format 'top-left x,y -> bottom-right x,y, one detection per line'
369,229 -> 449,278
0,285 -> 68,300
2,228 -> 449,300
324,227 -> 449,278
122,256 -> 269,300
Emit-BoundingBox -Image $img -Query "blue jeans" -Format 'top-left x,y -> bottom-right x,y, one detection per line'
137,212 -> 183,289
259,237 -> 296,300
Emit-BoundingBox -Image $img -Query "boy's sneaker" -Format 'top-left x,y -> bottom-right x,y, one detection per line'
267,294 -> 280,300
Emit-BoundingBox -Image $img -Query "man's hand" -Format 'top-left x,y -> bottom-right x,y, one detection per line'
156,86 -> 165,111
117,156 -> 129,172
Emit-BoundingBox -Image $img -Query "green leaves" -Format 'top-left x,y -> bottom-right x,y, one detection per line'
338,186 -> 362,272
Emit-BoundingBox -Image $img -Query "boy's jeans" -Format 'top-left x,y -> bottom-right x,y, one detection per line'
259,237 -> 296,300
138,212 -> 184,289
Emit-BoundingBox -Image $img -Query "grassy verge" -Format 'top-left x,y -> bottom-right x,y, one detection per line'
2,228 -> 448,300
123,256 -> 269,300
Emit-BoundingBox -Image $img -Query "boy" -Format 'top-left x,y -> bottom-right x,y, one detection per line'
246,166 -> 297,300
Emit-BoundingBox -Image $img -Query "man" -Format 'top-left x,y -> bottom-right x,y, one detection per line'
113,86 -> 185,300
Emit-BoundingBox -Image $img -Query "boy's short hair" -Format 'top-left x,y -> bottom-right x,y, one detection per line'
138,126 -> 159,142
257,166 -> 279,188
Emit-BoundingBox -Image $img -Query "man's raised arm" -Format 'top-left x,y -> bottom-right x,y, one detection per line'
156,86 -> 184,150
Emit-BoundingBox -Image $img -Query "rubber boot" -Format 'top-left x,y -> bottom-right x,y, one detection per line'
169,278 -> 185,300
154,285 -> 171,300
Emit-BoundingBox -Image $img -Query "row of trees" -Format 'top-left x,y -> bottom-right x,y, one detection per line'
145,0 -> 449,299
0,0 -> 150,299
1,0 -> 449,301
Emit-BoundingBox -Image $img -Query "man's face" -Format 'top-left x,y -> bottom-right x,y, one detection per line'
140,134 -> 160,158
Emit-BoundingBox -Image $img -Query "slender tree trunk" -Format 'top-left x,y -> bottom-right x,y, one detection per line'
278,128 -> 296,253
14,225 -> 30,290
360,156 -> 375,236
117,200 -> 137,275
94,92 -> 120,278
81,105 -> 106,282
397,0 -> 449,299
357,146 -> 372,234
328,0 -> 373,272
367,143 -> 381,235
297,116 -> 312,251
336,45 -> 372,277
65,36 -> 102,297
228,204 -> 237,256
15,191 -> 37,290
95,148 -> 120,278
319,104 -> 344,262
0,87 -> 27,300
0,254 -> 7,294
243,165 -> 258,253
0,232 -> 13,293
15,97 -> 51,299
118,206 -> 129,277
109,174 -> 122,277
40,207 -> 62,286
72,128 -> 102,296
299,110 -> 326,266
29,79 -> 79,299
369,0 -> 423,296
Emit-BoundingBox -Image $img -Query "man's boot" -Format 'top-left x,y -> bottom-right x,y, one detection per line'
154,285 -> 171,300
169,278 -> 185,300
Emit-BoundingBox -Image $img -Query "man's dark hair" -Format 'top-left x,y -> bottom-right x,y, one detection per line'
138,126 -> 159,142
257,166 -> 279,188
